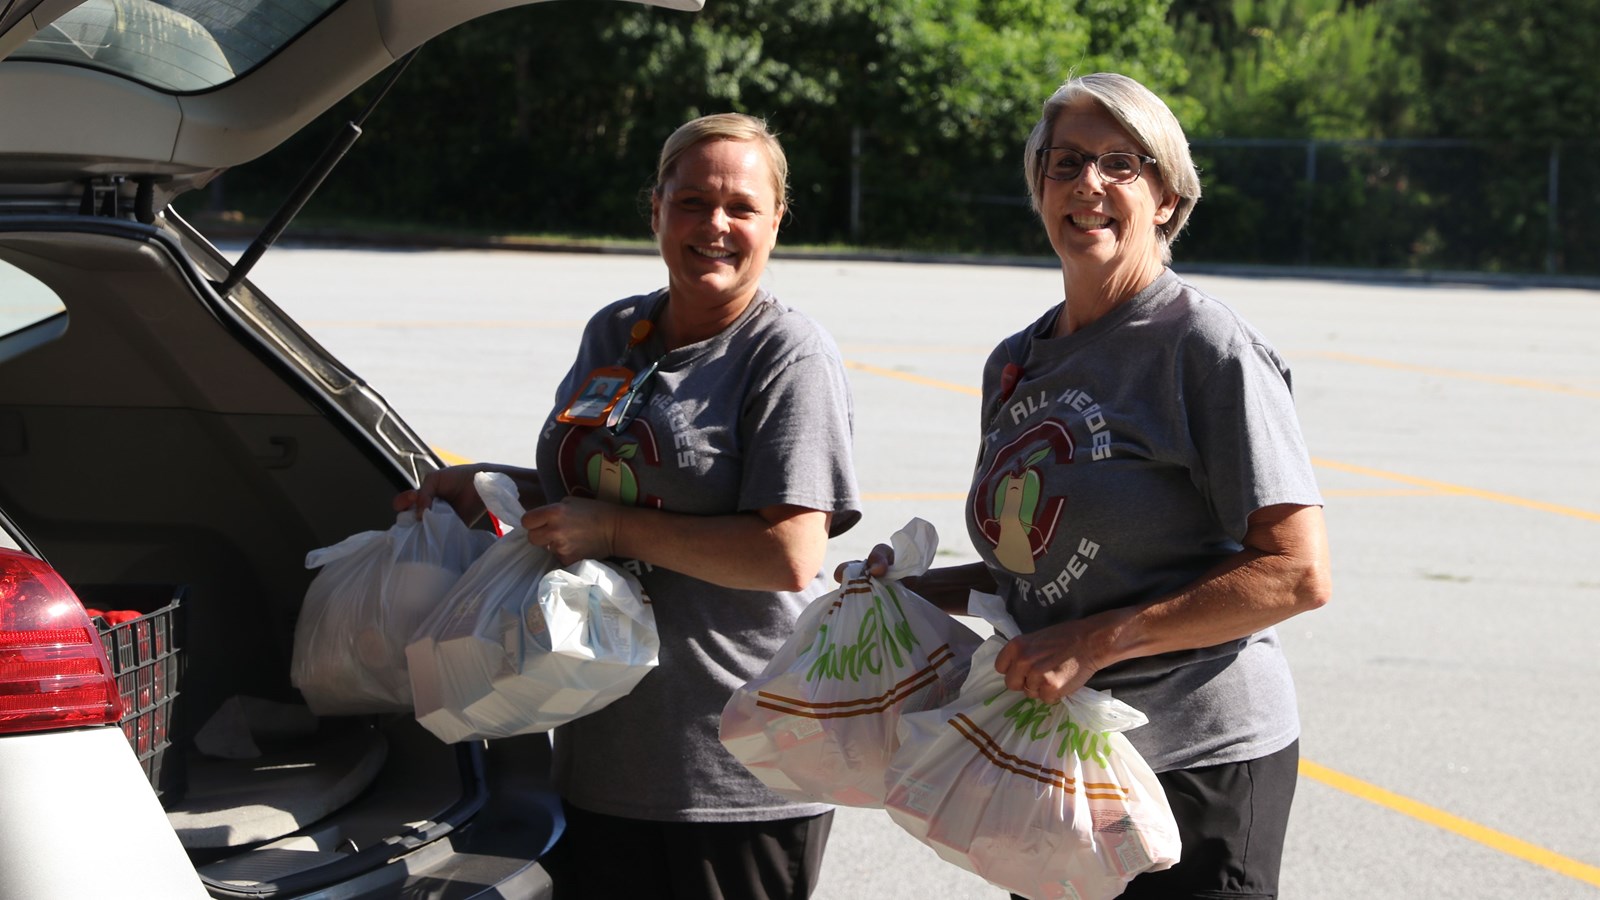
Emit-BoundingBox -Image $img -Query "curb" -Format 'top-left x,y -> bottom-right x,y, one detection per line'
202,222 -> 1600,293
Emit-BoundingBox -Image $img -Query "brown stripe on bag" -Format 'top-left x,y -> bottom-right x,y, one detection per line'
752,644 -> 959,716
949,716 -> 1133,801
813,582 -> 873,618
948,712 -> 1078,792
1081,780 -> 1132,801
754,670 -> 941,720
825,581 -> 875,606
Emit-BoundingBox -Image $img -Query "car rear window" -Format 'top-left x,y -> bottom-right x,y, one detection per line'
12,0 -> 342,93
0,259 -> 65,343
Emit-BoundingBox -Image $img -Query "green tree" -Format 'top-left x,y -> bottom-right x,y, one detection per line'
200,0 -> 1192,252
1172,0 -> 1420,138
812,0 -> 1190,250
1399,0 -> 1600,272
1407,0 -> 1600,143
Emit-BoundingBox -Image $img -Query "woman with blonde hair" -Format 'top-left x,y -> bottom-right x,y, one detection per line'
401,113 -> 859,899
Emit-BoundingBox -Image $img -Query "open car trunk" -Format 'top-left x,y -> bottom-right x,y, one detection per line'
0,213 -> 559,896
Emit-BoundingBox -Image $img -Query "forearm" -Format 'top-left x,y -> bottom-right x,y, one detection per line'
1091,549 -> 1327,669
611,505 -> 830,593
481,464 -> 547,509
902,562 -> 999,615
406,460 -> 545,526
1084,505 -> 1331,670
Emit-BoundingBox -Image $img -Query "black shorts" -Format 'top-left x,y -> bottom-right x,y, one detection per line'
1012,739 -> 1300,900
543,801 -> 833,900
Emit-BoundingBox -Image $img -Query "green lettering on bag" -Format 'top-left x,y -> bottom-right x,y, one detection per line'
878,583 -> 919,668
987,694 -> 1114,765
804,585 -> 921,683
1054,718 -> 1112,767
998,697 -> 1054,741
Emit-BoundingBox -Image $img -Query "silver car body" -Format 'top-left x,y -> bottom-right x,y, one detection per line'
0,1 -> 700,896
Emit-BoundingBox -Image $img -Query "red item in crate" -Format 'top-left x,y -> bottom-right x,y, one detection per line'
89,594 -> 183,806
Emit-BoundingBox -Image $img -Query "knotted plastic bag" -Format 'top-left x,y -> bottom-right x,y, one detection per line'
405,472 -> 658,743
719,518 -> 982,807
883,616 -> 1181,900
291,502 -> 494,715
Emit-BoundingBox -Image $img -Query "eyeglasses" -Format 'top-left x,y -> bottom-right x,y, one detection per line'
604,359 -> 661,433
1037,148 -> 1157,185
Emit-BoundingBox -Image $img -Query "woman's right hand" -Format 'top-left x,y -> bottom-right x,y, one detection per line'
393,463 -> 488,524
832,542 -> 895,583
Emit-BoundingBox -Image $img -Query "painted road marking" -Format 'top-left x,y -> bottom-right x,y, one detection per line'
1322,488 -> 1444,498
841,361 -> 1600,523
840,343 -> 995,355
1312,458 -> 1600,524
1303,351 -> 1600,399
844,360 -> 981,396
1301,761 -> 1600,888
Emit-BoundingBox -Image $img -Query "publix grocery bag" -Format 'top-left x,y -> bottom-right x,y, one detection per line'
291,502 -> 494,715
405,472 -> 658,743
882,635 -> 1181,900
719,518 -> 981,807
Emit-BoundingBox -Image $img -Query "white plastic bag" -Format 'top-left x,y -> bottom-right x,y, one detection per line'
883,632 -> 1181,900
719,518 -> 982,807
405,471 -> 659,743
291,502 -> 494,715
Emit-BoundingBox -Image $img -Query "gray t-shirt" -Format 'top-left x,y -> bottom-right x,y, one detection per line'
536,288 -> 860,823
967,269 -> 1322,772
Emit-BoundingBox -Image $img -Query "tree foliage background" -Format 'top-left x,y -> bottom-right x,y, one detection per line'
200,0 -> 1600,274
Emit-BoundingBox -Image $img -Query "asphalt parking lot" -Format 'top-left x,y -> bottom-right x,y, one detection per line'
249,245 -> 1600,899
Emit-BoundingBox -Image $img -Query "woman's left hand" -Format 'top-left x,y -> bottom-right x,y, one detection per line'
994,619 -> 1103,704
521,497 -> 619,566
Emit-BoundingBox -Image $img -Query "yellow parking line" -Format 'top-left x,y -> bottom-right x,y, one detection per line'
1312,458 -> 1600,523
1300,760 -> 1600,887
1322,488 -> 1443,498
844,360 -> 981,396
1304,351 -> 1600,399
843,359 -> 1599,522
433,448 -> 472,466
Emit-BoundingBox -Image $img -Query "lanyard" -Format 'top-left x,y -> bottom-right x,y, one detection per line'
555,312 -> 660,428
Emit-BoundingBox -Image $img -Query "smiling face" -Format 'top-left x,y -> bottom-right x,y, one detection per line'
1040,99 -> 1178,287
650,138 -> 783,325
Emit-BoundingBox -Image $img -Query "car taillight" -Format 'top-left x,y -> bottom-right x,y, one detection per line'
0,548 -> 122,735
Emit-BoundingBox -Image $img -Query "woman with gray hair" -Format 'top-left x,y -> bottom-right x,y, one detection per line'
854,72 -> 1330,897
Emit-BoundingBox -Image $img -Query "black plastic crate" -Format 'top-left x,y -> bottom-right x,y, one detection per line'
82,585 -> 186,806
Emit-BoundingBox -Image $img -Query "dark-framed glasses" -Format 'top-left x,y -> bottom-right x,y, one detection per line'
1037,147 -> 1157,185
604,359 -> 661,434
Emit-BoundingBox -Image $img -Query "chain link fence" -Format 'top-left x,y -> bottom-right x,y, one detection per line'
851,138 -> 1600,276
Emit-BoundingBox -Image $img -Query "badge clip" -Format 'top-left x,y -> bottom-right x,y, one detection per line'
556,366 -> 635,426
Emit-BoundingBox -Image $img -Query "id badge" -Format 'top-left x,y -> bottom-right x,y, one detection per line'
556,366 -> 634,426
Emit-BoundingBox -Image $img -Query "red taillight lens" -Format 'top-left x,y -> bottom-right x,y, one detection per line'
0,549 -> 122,735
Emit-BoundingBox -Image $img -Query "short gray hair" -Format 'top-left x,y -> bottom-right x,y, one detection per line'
654,113 -> 789,211
1022,73 -> 1201,263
